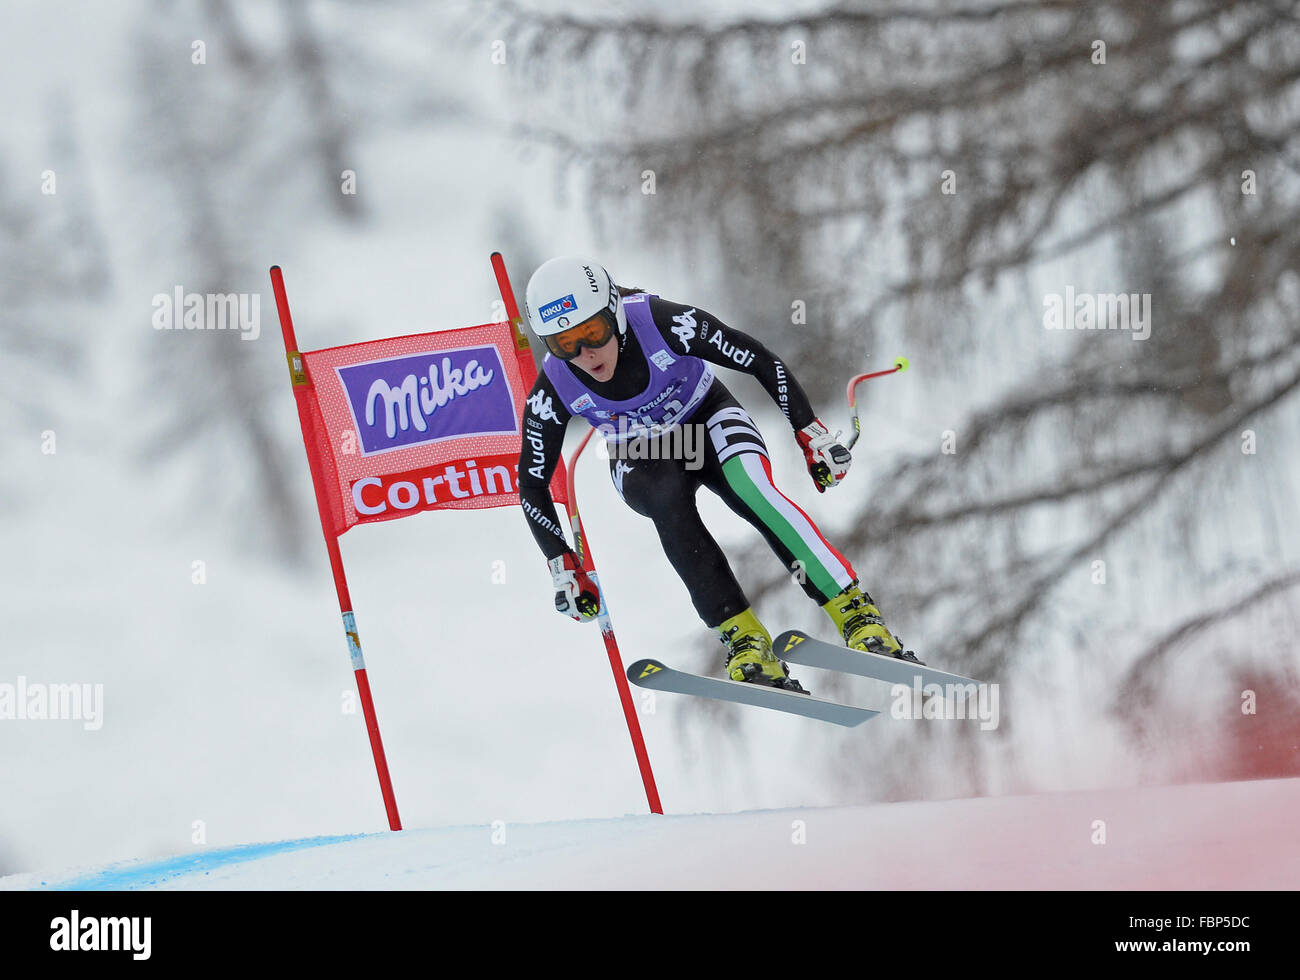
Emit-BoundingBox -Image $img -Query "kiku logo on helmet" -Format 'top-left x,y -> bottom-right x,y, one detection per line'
538,294 -> 577,323
525,257 -> 627,343
337,344 -> 516,455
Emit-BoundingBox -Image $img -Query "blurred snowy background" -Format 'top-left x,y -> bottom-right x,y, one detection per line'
3,0 -> 1298,876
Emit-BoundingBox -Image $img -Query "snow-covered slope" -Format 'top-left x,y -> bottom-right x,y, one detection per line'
6,777 -> 1297,890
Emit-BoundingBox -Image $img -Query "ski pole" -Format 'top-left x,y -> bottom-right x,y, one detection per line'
843,356 -> 909,450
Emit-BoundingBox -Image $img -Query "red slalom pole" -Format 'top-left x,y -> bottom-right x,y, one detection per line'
566,430 -> 664,815
269,265 -> 403,831
489,251 -> 661,814
844,355 -> 910,450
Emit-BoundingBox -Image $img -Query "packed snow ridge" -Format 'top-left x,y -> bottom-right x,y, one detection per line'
5,777 -> 1296,890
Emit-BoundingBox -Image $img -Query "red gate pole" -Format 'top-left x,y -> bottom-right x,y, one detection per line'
565,432 -> 664,815
490,253 -> 663,815
269,265 -> 403,831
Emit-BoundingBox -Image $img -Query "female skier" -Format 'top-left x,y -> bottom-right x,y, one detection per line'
517,256 -> 916,692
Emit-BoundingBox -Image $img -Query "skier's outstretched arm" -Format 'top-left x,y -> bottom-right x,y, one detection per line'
647,297 -> 853,492
647,297 -> 815,429
517,374 -> 600,621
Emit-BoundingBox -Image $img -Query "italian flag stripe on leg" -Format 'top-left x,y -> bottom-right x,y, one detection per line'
721,453 -> 855,600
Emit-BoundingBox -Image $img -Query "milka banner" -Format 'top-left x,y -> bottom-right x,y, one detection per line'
297,321 -> 569,535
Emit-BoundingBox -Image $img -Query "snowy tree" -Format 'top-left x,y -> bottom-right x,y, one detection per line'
499,0 -> 1300,792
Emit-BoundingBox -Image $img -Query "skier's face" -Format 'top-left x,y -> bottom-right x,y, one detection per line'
574,333 -> 618,382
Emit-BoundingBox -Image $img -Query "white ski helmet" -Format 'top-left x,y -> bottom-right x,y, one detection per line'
524,256 -> 627,357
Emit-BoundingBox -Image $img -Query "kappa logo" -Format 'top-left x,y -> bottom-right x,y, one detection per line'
612,460 -> 634,500
527,389 -> 561,424
639,663 -> 662,678
671,309 -> 698,351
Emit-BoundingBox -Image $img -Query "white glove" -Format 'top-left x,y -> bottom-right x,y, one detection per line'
796,419 -> 852,493
548,551 -> 600,623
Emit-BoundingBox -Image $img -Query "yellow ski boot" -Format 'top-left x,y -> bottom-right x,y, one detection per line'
822,582 -> 924,664
717,608 -> 808,693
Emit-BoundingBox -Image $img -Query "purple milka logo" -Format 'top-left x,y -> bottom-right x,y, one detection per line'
337,344 -> 517,456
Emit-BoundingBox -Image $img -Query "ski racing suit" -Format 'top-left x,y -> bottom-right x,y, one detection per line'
517,292 -> 856,627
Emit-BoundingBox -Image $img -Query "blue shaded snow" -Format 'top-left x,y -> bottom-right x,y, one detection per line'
47,833 -> 372,890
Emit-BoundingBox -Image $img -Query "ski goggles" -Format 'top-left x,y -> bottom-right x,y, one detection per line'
543,310 -> 618,361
